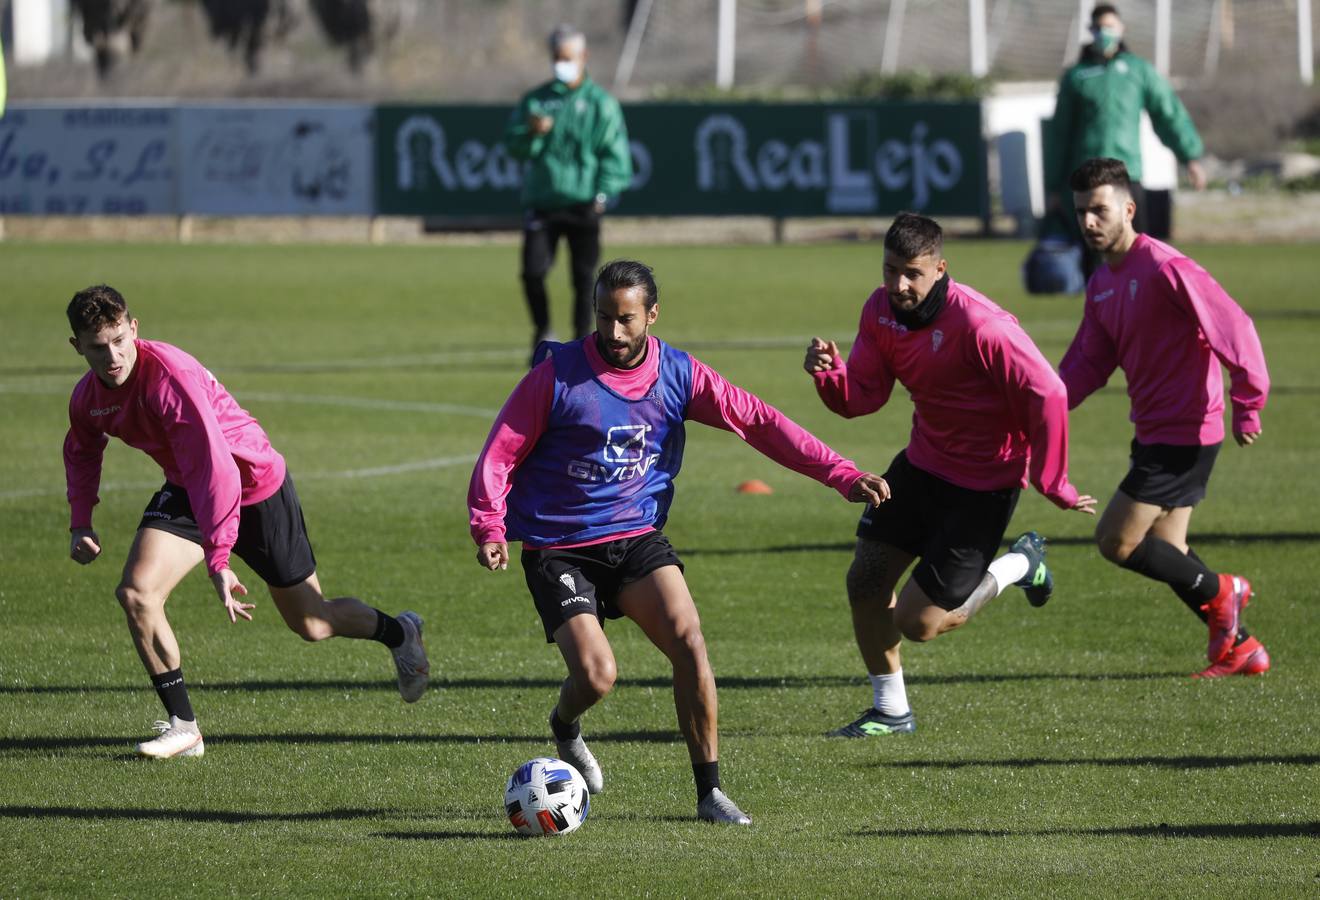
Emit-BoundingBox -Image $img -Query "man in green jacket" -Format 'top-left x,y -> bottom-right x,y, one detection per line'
1046,4 -> 1205,245
505,25 -> 633,349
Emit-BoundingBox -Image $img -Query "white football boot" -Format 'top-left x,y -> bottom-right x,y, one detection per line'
697,788 -> 752,825
136,716 -> 204,759
392,611 -> 430,703
551,710 -> 604,795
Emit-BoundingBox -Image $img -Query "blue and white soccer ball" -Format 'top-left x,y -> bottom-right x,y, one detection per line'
503,757 -> 590,836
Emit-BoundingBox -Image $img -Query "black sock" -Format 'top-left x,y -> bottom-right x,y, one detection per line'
1171,548 -> 1250,643
550,708 -> 580,742
1121,537 -> 1219,602
150,668 -> 195,722
694,761 -> 721,801
371,610 -> 405,649
1170,547 -> 1213,623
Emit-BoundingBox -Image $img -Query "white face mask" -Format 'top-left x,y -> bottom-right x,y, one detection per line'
553,60 -> 581,84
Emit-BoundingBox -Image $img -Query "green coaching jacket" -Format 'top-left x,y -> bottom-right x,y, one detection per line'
1045,45 -> 1203,192
504,75 -> 633,212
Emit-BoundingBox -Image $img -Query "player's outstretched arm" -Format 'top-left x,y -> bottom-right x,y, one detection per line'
848,473 -> 890,506
806,299 -> 895,418
1057,308 -> 1118,412
1071,494 -> 1098,516
209,568 -> 255,623
1167,261 -> 1270,431
803,337 -> 839,374
478,542 -> 509,571
468,364 -> 555,556
69,527 -> 101,565
688,357 -> 874,498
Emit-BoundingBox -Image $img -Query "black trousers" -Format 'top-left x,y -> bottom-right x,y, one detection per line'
520,202 -> 602,339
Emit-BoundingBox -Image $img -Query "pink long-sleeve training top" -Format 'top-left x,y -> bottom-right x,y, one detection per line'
64,339 -> 286,575
469,334 -> 865,548
1059,233 -> 1269,445
813,278 -> 1080,510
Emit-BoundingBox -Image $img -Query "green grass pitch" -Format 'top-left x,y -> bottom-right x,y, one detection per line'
1,238 -> 1317,896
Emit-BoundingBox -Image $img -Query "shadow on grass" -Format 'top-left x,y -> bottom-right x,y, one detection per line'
375,810 -> 696,841
0,729 -> 686,754
0,805 -> 388,824
374,830 -> 522,841
0,670 -> 1186,697
855,821 -> 1320,839
680,531 -> 1320,558
868,753 -> 1320,771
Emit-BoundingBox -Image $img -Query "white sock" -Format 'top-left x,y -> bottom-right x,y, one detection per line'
868,670 -> 909,717
987,552 -> 1030,595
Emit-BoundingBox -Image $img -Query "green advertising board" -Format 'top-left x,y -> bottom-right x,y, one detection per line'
376,102 -> 985,218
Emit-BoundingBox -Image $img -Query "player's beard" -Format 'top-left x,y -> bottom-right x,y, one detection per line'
1088,219 -> 1127,255
598,332 -> 648,369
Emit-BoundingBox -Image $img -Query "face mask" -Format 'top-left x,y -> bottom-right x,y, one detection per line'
553,60 -> 581,84
1091,26 -> 1121,54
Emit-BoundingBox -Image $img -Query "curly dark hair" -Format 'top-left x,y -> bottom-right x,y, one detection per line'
67,285 -> 130,334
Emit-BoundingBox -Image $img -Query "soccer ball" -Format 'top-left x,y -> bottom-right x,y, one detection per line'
503,757 -> 590,836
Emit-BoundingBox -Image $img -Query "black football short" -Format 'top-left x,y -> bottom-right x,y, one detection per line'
521,530 -> 684,643
1119,439 -> 1220,509
857,451 -> 1020,610
138,473 -> 317,588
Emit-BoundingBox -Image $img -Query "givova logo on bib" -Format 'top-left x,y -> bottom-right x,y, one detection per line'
567,424 -> 661,483
604,425 -> 649,462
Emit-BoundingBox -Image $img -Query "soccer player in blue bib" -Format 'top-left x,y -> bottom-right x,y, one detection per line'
469,259 -> 889,825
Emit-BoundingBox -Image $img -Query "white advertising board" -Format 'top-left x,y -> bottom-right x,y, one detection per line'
0,105 -> 177,215
178,105 -> 373,215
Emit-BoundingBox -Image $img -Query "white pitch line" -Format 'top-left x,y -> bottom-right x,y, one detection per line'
194,337 -> 815,372
0,335 -> 818,390
0,385 -> 497,418
0,479 -> 164,501
228,348 -> 526,371
0,383 -> 70,395
0,455 -> 477,502
300,454 -> 477,480
0,348 -> 525,381
239,391 -> 496,418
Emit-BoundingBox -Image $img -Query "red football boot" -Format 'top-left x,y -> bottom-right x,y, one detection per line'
1192,636 -> 1271,679
1201,574 -> 1251,663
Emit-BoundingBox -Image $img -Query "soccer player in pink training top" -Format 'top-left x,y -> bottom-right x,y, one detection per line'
1061,158 -> 1271,678
63,286 -> 430,759
469,259 -> 890,826
805,212 -> 1097,739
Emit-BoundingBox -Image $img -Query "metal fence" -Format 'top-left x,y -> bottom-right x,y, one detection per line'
5,0 -> 1316,102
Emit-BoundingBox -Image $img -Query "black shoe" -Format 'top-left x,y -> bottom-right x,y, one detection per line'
1011,531 -> 1053,607
826,707 -> 916,738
